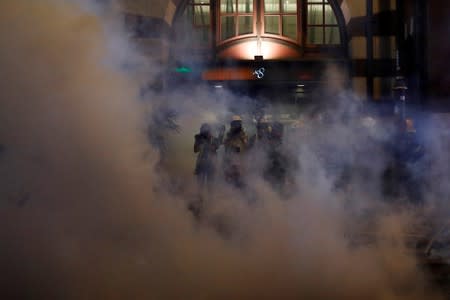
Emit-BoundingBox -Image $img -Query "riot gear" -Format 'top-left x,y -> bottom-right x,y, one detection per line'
194,123 -> 223,185
256,117 -> 271,141
223,115 -> 248,188
263,121 -> 289,191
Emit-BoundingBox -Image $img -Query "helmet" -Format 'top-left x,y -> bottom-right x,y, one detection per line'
230,115 -> 243,131
257,116 -> 271,134
258,116 -> 268,123
200,123 -> 211,134
231,115 -> 242,121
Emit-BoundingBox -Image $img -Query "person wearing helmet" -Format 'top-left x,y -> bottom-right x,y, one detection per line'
263,121 -> 290,191
223,115 -> 248,188
190,122 -> 225,218
224,115 -> 248,152
194,123 -> 225,187
249,116 -> 272,149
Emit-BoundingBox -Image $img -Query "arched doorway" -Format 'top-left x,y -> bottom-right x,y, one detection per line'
167,0 -> 350,105
171,0 -> 348,57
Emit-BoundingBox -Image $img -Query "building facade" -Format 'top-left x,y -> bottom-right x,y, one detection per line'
121,0 -> 442,105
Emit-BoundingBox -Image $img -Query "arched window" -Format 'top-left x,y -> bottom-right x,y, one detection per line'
218,0 -> 299,42
177,0 -> 342,50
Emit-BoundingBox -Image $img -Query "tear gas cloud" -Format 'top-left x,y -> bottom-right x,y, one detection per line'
0,0 -> 448,299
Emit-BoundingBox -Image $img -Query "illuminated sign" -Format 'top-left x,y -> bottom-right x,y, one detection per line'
253,67 -> 265,79
175,67 -> 192,73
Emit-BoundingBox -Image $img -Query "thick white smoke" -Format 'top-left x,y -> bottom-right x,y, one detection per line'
0,1 -> 446,299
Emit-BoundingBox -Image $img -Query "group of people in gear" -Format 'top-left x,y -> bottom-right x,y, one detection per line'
192,108 -> 427,217
193,114 -> 291,194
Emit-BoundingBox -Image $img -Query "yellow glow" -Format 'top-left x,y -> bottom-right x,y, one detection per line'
242,40 -> 258,59
261,41 -> 280,59
239,40 -> 281,60
219,39 -> 300,60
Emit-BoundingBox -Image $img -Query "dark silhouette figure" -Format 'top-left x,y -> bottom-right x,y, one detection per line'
383,118 -> 425,205
194,123 -> 224,187
263,122 -> 290,192
223,116 -> 248,188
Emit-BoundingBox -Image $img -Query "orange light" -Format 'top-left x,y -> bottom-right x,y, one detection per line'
218,39 -> 301,60
202,67 -> 255,81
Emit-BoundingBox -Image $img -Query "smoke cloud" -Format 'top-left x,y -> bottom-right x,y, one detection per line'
0,0 -> 447,299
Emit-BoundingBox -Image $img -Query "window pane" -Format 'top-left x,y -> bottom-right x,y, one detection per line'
238,0 -> 253,13
194,6 -> 210,26
238,16 -> 253,34
307,27 -> 323,44
264,0 -> 279,13
282,0 -> 296,13
325,26 -> 340,44
324,4 -> 337,25
221,16 -> 236,40
307,4 -> 323,25
221,0 -> 234,13
194,0 -> 209,4
264,16 -> 279,34
282,15 -> 297,39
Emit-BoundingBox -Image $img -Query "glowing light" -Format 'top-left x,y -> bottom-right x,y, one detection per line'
261,41 -> 283,59
202,68 -> 254,80
238,40 -> 280,60
175,67 -> 192,73
242,41 -> 258,60
217,39 -> 301,60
